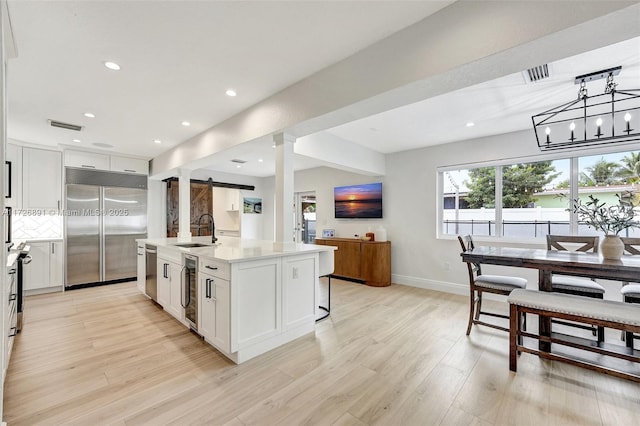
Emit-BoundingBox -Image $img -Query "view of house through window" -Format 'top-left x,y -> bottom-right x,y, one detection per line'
443,167 -> 495,236
577,152 -> 640,238
441,150 -> 639,238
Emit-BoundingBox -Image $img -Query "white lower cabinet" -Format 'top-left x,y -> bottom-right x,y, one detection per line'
198,272 -> 230,352
156,257 -> 184,322
24,241 -> 64,291
136,244 -> 145,293
231,257 -> 281,352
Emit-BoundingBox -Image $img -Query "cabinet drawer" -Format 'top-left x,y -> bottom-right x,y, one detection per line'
199,258 -> 230,280
157,247 -> 182,264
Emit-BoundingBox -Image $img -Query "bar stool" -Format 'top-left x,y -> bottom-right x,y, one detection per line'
316,275 -> 331,322
458,235 -> 527,335
620,237 -> 640,348
546,235 -> 605,342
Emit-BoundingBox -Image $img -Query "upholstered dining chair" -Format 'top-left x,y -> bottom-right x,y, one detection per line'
458,235 -> 527,335
546,235 -> 605,342
620,237 -> 640,349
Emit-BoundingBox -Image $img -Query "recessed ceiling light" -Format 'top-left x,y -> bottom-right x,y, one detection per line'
466,121 -> 475,127
226,89 -> 237,97
104,61 -> 121,71
271,144 -> 276,148
236,165 -> 241,168
84,112 -> 95,118
181,121 -> 191,127
72,139 -> 81,143
258,158 -> 263,163
153,139 -> 161,144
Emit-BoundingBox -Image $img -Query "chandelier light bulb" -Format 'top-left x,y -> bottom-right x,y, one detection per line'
595,117 -> 603,138
545,126 -> 551,144
624,112 -> 633,135
569,121 -> 576,142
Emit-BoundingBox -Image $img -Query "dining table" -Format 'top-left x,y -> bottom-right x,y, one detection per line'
460,245 -> 640,351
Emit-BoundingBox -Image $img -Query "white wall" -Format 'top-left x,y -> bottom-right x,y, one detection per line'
285,128 -> 635,301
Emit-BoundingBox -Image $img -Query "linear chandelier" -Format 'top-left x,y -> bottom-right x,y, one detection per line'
532,66 -> 640,151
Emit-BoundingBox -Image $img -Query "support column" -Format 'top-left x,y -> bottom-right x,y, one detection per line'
177,168 -> 192,241
274,133 -> 295,245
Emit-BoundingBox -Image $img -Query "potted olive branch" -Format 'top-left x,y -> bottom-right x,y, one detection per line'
571,193 -> 639,260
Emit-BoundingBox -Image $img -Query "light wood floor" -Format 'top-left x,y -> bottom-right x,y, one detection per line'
3,279 -> 640,425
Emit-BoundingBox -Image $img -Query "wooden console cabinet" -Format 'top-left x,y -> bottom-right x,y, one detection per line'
315,238 -> 391,287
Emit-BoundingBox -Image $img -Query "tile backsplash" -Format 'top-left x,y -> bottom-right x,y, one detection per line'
12,214 -> 63,240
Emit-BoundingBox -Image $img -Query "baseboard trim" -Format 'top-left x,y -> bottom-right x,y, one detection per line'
392,274 -> 467,295
391,274 -> 504,301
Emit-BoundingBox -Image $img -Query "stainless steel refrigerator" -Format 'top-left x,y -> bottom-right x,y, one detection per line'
65,168 -> 147,288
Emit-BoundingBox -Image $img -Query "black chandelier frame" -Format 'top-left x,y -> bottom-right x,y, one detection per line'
532,66 -> 640,151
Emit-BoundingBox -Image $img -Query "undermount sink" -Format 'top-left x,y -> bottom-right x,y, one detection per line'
173,243 -> 210,248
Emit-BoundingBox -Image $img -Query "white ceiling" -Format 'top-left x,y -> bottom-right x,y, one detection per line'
5,1 -> 640,178
6,0 -> 452,157
325,36 -> 640,153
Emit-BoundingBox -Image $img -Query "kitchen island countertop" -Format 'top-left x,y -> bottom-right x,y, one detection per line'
136,236 -> 335,265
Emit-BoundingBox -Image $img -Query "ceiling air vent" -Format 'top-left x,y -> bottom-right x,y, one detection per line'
231,159 -> 247,164
523,64 -> 550,83
48,119 -> 83,132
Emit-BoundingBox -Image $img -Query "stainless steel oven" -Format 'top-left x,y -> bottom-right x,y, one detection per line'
182,254 -> 198,331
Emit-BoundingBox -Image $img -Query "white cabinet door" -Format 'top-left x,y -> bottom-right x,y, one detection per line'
5,143 -> 22,208
211,276 -> 230,351
198,274 -> 214,341
136,244 -> 145,293
213,188 -> 240,232
22,148 -> 62,210
231,257 -> 281,351
156,260 -> 171,309
282,254 -> 316,330
49,241 -> 64,288
23,242 -> 50,290
198,272 -> 230,353
167,260 -> 184,321
110,156 -> 149,175
64,150 -> 110,170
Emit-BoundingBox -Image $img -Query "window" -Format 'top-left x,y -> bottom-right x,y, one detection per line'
440,150 -> 639,239
578,152 -> 640,238
501,159 -> 570,238
443,167 -> 495,236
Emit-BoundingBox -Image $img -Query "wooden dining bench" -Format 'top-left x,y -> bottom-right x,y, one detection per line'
508,289 -> 640,382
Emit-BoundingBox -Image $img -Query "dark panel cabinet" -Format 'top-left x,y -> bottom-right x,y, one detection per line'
315,238 -> 391,287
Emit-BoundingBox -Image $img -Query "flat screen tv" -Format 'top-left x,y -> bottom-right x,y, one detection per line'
334,182 -> 383,219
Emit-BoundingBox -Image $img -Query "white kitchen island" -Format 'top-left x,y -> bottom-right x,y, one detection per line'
136,236 -> 335,364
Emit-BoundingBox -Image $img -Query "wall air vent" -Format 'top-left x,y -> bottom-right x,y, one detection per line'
231,159 -> 247,164
523,64 -> 550,83
48,119 -> 83,132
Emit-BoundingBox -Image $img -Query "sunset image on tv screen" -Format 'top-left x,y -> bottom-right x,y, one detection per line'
334,182 -> 383,219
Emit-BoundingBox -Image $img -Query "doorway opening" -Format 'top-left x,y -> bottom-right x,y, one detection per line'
294,191 -> 316,243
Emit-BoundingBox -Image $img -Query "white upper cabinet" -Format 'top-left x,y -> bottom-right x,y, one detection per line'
64,150 -> 110,170
5,143 -> 22,208
64,149 -> 148,175
22,148 -> 62,210
212,188 -> 240,232
110,155 -> 149,175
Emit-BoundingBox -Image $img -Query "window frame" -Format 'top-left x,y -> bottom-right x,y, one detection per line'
437,144 -> 640,242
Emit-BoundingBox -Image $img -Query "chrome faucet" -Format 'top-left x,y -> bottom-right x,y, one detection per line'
197,213 -> 217,243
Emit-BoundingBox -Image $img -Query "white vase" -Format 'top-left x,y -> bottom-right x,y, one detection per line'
600,235 -> 624,260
